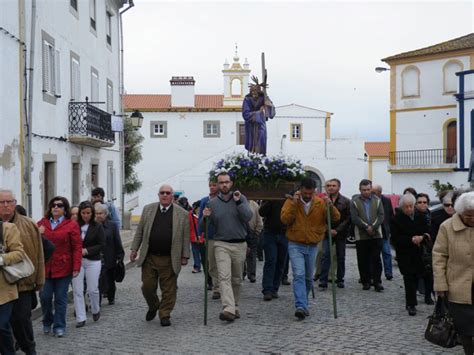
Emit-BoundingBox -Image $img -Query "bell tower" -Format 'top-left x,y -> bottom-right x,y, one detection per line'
222,44 -> 250,107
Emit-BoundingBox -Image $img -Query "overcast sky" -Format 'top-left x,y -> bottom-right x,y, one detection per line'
123,1 -> 473,141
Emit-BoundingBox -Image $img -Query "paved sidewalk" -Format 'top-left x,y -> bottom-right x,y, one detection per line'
32,245 -> 460,354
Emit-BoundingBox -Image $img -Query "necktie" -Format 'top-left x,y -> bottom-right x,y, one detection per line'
162,208 -> 167,213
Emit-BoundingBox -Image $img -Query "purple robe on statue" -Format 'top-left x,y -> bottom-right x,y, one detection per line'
242,94 -> 276,155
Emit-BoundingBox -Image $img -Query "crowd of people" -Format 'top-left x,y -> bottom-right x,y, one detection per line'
0,187 -> 124,354
0,174 -> 473,354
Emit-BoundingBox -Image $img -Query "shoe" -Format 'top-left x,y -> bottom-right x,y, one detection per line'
146,309 -> 157,321
192,268 -> 201,273
207,283 -> 213,291
303,309 -> 310,317
219,311 -> 235,322
362,283 -> 371,290
374,284 -> 384,292
43,325 -> 51,335
386,275 -> 393,280
249,276 -> 256,283
337,282 -> 345,289
407,306 -> 417,316
54,329 -> 64,338
263,293 -> 273,301
76,321 -> 86,328
295,308 -> 306,320
318,282 -> 328,289
258,256 -> 264,261
92,312 -> 100,321
160,317 -> 171,326
425,298 -> 434,305
235,310 -> 240,319
212,291 -> 221,300
108,300 -> 115,305
282,278 -> 291,286
271,292 -> 279,299
313,274 -> 320,281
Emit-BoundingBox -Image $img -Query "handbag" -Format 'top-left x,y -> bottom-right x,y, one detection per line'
424,296 -> 458,348
115,260 -> 125,283
0,221 -> 36,284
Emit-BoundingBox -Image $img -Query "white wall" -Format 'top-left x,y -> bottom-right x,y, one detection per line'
371,159 -> 392,193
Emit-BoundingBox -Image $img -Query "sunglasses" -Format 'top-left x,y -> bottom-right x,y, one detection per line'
159,191 -> 172,196
52,203 -> 64,208
417,201 -> 428,204
443,203 -> 454,208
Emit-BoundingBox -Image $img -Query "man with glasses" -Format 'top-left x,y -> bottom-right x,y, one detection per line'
130,185 -> 190,327
0,189 -> 44,354
202,172 -> 252,322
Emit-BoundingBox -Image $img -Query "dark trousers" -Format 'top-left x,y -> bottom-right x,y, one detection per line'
257,233 -> 264,260
320,238 -> 346,283
282,253 -> 290,281
262,231 -> 288,294
141,255 -> 177,320
11,291 -> 36,354
0,300 -> 15,355
356,238 -> 383,285
104,268 -> 117,302
403,273 -> 418,307
244,233 -> 258,278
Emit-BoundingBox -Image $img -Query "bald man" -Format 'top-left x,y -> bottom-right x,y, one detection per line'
131,185 -> 190,326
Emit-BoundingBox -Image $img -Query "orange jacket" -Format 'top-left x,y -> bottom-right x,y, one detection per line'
280,196 -> 340,245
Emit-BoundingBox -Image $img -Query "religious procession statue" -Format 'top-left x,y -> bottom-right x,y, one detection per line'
242,53 -> 276,156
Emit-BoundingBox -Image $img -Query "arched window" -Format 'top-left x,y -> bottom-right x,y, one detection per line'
401,65 -> 420,98
443,60 -> 463,94
304,170 -> 323,192
231,78 -> 242,97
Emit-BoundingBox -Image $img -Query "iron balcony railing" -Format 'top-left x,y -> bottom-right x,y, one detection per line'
389,149 -> 457,167
68,101 -> 114,144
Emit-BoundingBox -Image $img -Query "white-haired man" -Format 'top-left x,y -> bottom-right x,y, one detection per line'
130,185 -> 190,327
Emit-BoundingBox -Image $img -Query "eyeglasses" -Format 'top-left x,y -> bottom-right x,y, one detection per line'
443,203 -> 454,208
0,200 -> 16,205
52,203 -> 64,208
159,191 -> 172,196
417,201 -> 428,204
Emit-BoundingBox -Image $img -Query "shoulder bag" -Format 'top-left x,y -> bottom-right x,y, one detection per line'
424,296 -> 458,348
0,221 -> 35,284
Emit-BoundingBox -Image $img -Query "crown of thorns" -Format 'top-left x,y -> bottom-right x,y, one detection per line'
249,75 -> 268,89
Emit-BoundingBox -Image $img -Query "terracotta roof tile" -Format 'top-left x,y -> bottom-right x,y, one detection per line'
365,142 -> 390,157
123,94 -> 224,110
383,33 -> 474,62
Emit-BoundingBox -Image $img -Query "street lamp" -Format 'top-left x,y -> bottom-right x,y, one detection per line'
129,109 -> 144,129
375,67 -> 390,73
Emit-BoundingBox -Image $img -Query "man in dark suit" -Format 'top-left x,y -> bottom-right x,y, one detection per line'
130,185 -> 190,327
372,184 -> 394,280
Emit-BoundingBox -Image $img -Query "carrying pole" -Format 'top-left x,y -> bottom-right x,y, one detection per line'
204,217 -> 209,325
327,204 -> 338,319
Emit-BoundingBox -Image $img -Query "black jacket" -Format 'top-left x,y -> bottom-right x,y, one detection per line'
102,220 -> 125,269
81,222 -> 105,261
331,194 -> 351,239
259,200 -> 286,234
390,210 -> 430,275
380,195 -> 393,239
430,209 -> 452,243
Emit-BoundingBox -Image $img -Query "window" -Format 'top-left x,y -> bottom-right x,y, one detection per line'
237,122 -> 245,145
107,161 -> 116,201
91,163 -> 99,189
203,121 -> 220,137
443,60 -> 463,94
89,0 -> 96,30
91,68 -> 99,102
231,78 -> 242,97
401,65 -> 420,98
70,0 -> 78,11
106,80 -> 113,113
290,123 -> 302,140
42,31 -> 61,103
150,121 -> 167,138
71,162 -> 80,205
70,52 -> 81,101
69,0 -> 79,19
106,11 -> 112,46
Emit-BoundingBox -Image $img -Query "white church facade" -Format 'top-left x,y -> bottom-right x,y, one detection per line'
125,51 -> 367,217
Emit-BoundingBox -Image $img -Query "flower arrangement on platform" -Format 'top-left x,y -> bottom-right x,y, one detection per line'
209,152 -> 307,188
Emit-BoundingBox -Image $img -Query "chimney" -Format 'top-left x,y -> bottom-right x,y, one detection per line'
170,76 -> 195,107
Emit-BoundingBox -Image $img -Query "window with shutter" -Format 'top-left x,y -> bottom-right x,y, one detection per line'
42,40 -> 51,94
71,56 -> 81,102
41,31 -> 57,104
54,49 -> 61,97
106,81 -> 113,113
91,70 -> 99,102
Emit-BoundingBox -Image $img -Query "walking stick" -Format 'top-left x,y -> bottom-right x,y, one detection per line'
204,216 -> 209,325
327,204 -> 338,319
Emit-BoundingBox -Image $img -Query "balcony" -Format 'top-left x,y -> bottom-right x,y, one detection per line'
389,149 -> 457,171
68,101 -> 115,148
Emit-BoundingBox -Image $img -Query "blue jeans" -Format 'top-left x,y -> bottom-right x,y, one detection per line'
40,276 -> 72,333
320,237 -> 346,283
0,300 -> 15,355
192,243 -> 203,270
288,241 -> 318,311
262,230 -> 288,294
381,238 -> 393,277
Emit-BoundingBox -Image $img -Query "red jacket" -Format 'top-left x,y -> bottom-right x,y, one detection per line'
37,218 -> 82,279
188,212 -> 203,243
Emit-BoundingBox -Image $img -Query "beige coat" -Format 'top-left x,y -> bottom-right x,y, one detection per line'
433,213 -> 474,304
248,200 -> 263,235
13,213 -> 45,292
0,223 -> 25,305
131,203 -> 190,275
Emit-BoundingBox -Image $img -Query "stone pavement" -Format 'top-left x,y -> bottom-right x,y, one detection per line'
32,244 -> 461,354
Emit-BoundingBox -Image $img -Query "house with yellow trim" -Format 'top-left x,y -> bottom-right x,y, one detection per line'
381,33 -> 474,196
365,142 -> 391,191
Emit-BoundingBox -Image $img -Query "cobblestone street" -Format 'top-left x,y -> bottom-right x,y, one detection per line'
33,245 -> 461,354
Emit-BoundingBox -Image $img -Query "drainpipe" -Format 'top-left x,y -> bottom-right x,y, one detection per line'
119,0 -> 135,227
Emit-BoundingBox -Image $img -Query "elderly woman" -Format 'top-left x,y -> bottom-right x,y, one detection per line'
391,194 -> 431,316
433,191 -> 474,355
431,191 -> 455,244
95,203 -> 124,305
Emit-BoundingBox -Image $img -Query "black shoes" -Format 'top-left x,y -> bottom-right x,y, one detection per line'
319,282 -> 328,289
362,283 -> 371,290
337,281 -> 345,289
249,276 -> 256,283
76,321 -> 86,328
234,310 -> 240,319
271,292 -> 279,299
425,297 -> 435,305
108,300 -> 115,305
146,309 -> 157,321
386,275 -> 393,281
160,317 -> 171,326
374,284 -> 384,292
295,308 -> 306,320
263,293 -> 273,301
219,311 -> 235,322
212,291 -> 221,300
407,306 -> 417,316
282,278 -> 291,285
92,312 -> 100,321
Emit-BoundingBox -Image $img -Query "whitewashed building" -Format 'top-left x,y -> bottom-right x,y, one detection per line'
124,52 -> 367,217
1,0 -> 133,219
364,142 -> 391,192
381,33 -> 474,196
